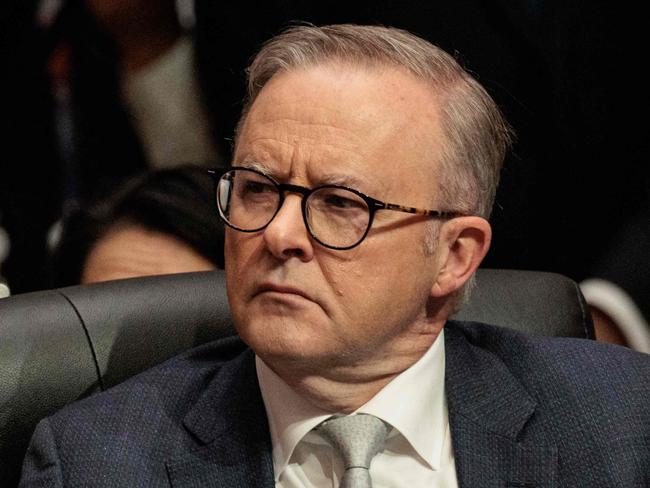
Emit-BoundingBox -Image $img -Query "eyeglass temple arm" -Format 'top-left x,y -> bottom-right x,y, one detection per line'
380,202 -> 458,219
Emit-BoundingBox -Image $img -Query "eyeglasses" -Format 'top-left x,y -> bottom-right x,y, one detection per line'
208,167 -> 461,250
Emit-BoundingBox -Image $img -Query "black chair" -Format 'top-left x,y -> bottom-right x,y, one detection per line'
0,269 -> 593,486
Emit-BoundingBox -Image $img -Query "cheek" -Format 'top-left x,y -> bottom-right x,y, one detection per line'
324,258 -> 394,320
224,229 -> 239,262
331,242 -> 435,313
224,232 -> 254,303
224,230 -> 259,270
324,264 -> 364,298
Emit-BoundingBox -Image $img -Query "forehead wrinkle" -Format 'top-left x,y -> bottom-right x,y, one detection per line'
242,117 -> 366,156
238,108 -> 366,153
237,127 -> 383,192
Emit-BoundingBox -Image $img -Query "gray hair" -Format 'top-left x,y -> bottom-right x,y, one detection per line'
238,23 -> 513,219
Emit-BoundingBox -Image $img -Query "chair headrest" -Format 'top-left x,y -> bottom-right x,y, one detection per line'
454,268 -> 593,338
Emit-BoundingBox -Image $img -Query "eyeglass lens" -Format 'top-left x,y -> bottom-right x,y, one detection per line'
217,169 -> 372,249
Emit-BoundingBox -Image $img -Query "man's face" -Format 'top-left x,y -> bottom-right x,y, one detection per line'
226,63 -> 448,375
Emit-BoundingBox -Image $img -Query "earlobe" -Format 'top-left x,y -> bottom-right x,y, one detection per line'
430,217 -> 492,298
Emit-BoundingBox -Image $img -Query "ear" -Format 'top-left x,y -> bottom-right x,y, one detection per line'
430,216 -> 492,298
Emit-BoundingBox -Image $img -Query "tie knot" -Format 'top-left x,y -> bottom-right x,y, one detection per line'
317,414 -> 390,469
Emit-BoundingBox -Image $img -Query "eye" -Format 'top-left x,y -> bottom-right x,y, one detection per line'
323,193 -> 364,209
243,180 -> 275,194
311,188 -> 368,215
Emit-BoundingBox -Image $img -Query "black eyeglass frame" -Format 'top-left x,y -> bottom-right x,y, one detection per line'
208,166 -> 462,250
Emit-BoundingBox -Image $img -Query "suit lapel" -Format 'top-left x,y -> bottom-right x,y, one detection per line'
165,349 -> 275,488
445,322 -> 558,488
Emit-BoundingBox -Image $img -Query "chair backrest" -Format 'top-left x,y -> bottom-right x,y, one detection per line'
0,268 -> 593,486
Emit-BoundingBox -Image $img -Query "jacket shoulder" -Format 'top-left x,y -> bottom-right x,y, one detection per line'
446,320 -> 650,429
447,320 -> 650,387
52,335 -> 248,423
445,321 -> 650,485
22,336 -> 251,486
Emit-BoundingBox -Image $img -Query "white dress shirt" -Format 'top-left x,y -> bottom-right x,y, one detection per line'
256,330 -> 459,487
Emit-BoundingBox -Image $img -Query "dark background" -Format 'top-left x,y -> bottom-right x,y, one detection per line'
1,1 -> 648,317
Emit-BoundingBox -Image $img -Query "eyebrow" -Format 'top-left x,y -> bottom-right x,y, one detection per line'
318,173 -> 368,191
239,160 -> 273,176
238,160 -> 372,193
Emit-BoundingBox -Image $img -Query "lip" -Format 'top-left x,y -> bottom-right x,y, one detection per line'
254,282 -> 313,302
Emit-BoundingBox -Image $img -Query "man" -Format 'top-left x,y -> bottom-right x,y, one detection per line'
20,25 -> 650,487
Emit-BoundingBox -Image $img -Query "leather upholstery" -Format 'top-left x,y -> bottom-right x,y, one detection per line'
454,269 -> 594,338
0,269 -> 593,485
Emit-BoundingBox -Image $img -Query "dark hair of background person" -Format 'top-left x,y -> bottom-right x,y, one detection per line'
49,165 -> 224,287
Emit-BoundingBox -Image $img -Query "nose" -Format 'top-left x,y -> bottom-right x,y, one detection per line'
263,194 -> 314,262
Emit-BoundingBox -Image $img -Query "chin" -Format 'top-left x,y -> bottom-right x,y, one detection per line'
236,314 -> 338,366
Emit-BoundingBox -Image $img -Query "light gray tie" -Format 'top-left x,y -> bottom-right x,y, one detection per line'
317,414 -> 390,488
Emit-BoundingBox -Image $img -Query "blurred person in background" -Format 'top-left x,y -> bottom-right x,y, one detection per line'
1,0 -> 223,294
579,197 -> 650,353
50,165 -> 224,286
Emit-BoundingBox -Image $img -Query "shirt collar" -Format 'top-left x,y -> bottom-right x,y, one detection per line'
256,329 -> 447,480
256,356 -> 332,480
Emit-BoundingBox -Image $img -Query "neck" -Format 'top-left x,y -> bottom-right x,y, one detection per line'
266,324 -> 444,413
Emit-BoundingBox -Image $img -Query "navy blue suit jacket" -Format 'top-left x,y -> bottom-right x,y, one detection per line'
19,321 -> 650,487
